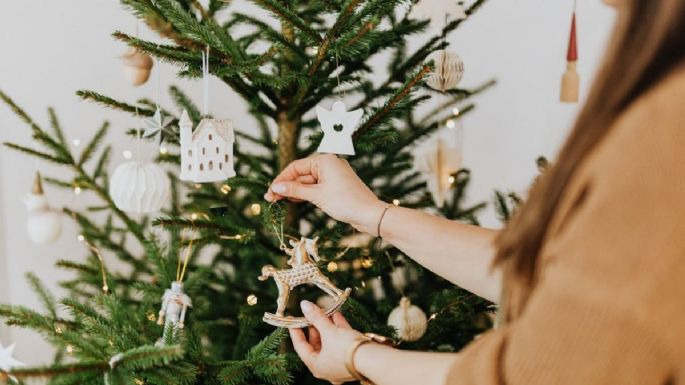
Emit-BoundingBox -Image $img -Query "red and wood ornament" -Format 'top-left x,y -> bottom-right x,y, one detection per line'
560,7 -> 580,103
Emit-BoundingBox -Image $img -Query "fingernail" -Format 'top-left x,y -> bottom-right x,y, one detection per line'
272,184 -> 286,194
300,300 -> 314,313
263,192 -> 271,201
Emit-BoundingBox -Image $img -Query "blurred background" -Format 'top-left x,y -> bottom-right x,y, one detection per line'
0,0 -> 614,364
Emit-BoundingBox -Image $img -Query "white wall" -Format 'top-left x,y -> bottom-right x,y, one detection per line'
0,0 -> 614,365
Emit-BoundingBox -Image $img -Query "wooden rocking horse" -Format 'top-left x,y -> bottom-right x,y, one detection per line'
259,237 -> 351,328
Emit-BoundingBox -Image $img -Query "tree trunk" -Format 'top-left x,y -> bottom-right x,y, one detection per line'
276,110 -> 300,230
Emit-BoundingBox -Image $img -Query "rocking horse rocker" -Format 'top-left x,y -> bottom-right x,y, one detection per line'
259,237 -> 352,328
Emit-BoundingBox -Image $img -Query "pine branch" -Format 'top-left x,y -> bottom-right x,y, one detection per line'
76,90 -> 155,116
78,121 -> 109,167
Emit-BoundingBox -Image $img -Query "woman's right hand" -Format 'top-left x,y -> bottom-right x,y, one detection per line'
264,154 -> 386,235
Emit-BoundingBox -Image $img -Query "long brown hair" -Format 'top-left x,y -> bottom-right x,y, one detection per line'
495,1 -> 685,288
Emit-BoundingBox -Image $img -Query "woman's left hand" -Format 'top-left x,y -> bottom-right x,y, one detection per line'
289,300 -> 365,384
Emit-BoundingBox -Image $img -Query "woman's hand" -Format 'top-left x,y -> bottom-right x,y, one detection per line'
264,154 -> 386,235
289,300 -> 365,383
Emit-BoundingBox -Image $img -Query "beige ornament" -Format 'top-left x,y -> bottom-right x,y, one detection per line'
121,47 -> 154,86
24,172 -> 62,245
413,128 -> 463,207
425,50 -> 464,92
259,237 -> 351,328
387,297 -> 428,342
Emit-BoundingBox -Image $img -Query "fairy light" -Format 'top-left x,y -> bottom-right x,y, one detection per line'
147,312 -> 157,322
246,294 -> 258,306
446,119 -> 456,129
78,235 -> 110,294
74,186 -> 82,195
250,203 -> 262,216
235,234 -> 243,240
194,183 -> 202,190
77,234 -> 85,242
159,146 -> 168,155
122,150 -> 133,159
66,345 -> 74,354
327,261 -> 339,272
134,379 -> 145,385
452,107 -> 461,116
72,139 -> 81,147
190,213 -> 198,220
448,176 -> 456,184
108,338 -> 114,346
360,280 -> 366,288
429,313 -> 437,321
392,199 -> 400,206
220,234 -> 244,241
55,325 -> 63,334
220,184 -> 231,194
361,256 -> 373,269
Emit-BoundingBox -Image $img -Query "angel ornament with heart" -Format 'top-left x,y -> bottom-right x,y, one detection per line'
259,237 -> 351,328
316,101 -> 364,156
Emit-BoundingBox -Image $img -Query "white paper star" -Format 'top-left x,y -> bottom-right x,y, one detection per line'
143,108 -> 174,144
0,343 -> 25,382
316,101 -> 363,156
409,0 -> 467,32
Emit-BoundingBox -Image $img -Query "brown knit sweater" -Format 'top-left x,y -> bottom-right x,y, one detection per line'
448,64 -> 685,384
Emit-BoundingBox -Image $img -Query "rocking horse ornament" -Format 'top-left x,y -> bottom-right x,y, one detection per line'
259,237 -> 351,328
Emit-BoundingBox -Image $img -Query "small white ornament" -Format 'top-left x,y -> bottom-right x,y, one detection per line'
387,297 -> 428,342
425,50 -> 464,92
121,47 -> 153,86
409,0 -> 467,31
157,281 -> 192,344
143,108 -> 174,144
24,172 -> 62,245
316,101 -> 363,156
109,161 -> 170,213
179,110 -> 236,183
414,128 -> 463,207
0,342 -> 25,382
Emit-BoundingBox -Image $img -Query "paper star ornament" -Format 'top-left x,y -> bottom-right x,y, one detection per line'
409,0 -> 467,31
143,108 -> 174,144
413,129 -> 463,207
0,343 -> 25,382
316,101 -> 363,156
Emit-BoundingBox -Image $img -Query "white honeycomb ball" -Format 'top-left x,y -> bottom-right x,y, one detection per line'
109,161 -> 170,213
425,50 -> 464,91
387,297 -> 428,342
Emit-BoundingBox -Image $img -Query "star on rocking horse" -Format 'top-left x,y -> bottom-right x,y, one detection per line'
259,236 -> 351,328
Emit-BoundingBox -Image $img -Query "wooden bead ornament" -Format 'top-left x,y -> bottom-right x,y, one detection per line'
121,47 -> 153,86
387,297 -> 428,342
259,237 -> 351,328
425,50 -> 464,92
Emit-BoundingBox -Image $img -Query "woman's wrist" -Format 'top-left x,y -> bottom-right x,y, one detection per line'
352,199 -> 390,236
353,341 -> 394,384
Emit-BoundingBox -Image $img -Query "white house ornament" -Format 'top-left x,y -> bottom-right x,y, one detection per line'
387,297 -> 428,342
413,129 -> 463,207
109,161 -> 170,213
425,50 -> 464,92
121,47 -> 153,86
259,237 -> 351,328
179,110 -> 236,183
0,342 -> 25,382
409,0 -> 467,31
24,172 -> 62,245
156,281 -> 192,344
143,108 -> 174,144
316,101 -> 363,156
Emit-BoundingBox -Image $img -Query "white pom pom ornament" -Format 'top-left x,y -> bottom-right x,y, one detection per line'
387,297 -> 428,342
425,50 -> 464,92
24,172 -> 62,245
109,161 -> 170,213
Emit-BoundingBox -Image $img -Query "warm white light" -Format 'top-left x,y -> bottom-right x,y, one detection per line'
250,203 -> 262,216
72,139 -> 81,147
448,176 -> 456,184
235,234 -> 243,240
159,146 -> 168,155
220,184 -> 231,194
74,186 -> 82,195
247,294 -> 258,306
122,150 -> 133,159
452,107 -> 460,116
446,119 -> 456,129
194,183 -> 202,189
327,261 -> 339,272
77,234 -> 85,242
392,199 -> 400,206
66,345 -> 74,354
190,213 -> 198,220
361,257 -> 373,268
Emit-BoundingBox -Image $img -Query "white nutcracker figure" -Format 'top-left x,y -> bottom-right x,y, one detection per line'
157,281 -> 192,342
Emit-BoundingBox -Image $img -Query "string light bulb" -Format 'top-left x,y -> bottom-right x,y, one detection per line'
246,294 -> 258,306
72,139 -> 81,147
446,119 -> 456,129
448,175 -> 456,184
66,345 -> 74,354
327,261 -> 339,272
122,150 -> 133,159
159,146 -> 168,155
250,203 -> 262,216
361,256 -> 373,268
77,234 -> 85,242
73,186 -> 82,195
392,199 -> 400,206
194,183 -> 202,190
452,107 -> 460,116
220,184 -> 231,195
190,213 -> 198,220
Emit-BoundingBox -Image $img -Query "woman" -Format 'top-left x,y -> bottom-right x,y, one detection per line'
264,0 -> 685,383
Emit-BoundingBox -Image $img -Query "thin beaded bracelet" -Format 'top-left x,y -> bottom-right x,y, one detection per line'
376,203 -> 392,238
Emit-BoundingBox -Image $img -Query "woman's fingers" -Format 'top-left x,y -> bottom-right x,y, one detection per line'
307,326 -> 322,351
331,312 -> 351,328
289,328 -> 317,365
301,300 -> 334,332
269,181 -> 317,203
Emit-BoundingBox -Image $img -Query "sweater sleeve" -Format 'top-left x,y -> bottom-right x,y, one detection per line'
445,67 -> 685,384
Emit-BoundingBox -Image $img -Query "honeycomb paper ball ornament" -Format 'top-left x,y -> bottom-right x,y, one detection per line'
425,50 -> 464,92
387,297 -> 428,342
121,47 -> 154,86
109,161 -> 170,213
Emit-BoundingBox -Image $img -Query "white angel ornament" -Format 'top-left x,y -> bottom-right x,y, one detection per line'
316,101 -> 363,156
157,281 -> 192,342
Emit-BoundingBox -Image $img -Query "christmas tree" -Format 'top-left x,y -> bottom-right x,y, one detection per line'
0,1 -> 498,384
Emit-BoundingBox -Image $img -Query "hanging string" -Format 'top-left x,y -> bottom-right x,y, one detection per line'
177,237 -> 195,283
135,107 -> 141,161
78,235 -> 110,294
155,57 -> 161,111
202,46 -> 210,117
